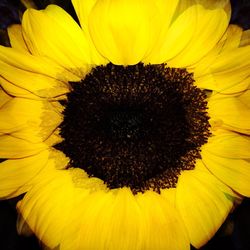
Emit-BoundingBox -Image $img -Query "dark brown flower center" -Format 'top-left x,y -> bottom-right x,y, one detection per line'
56,63 -> 211,193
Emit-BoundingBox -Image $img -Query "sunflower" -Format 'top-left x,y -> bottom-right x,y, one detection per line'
0,0 -> 250,249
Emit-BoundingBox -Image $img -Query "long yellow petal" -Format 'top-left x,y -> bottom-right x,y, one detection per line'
238,90 -> 250,108
152,0 -> 230,65
167,3 -> 228,67
0,76 -> 39,99
144,3 -> 197,64
7,24 -> 29,52
176,160 -> 235,248
60,190 -> 114,250
70,0 -> 108,66
207,46 -> 250,94
0,135 -> 48,158
160,188 -> 177,208
208,94 -> 250,134
22,5 -> 94,77
71,0 -> 96,31
192,24 -> 243,79
75,189 -> 143,250
62,188 -> 189,250
193,27 -> 249,94
202,150 -> 250,197
0,150 -> 51,198
88,0 -> 164,65
17,169 -> 76,249
219,25 -> 243,51
136,191 -> 190,250
18,174 -> 189,250
77,0 -> 179,65
18,169 -> 106,249
0,60 -> 69,98
202,130 -> 250,159
0,98 -> 62,143
0,45 -> 81,82
0,88 -> 12,107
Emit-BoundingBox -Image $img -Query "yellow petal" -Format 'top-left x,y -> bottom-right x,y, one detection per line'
195,73 -> 249,97
209,46 -> 250,94
63,189 -> 189,250
202,130 -> 250,159
0,98 -> 62,143
60,190 -> 115,250
7,24 -> 29,52
144,3 -> 197,64
17,170 -> 76,249
0,45 -> 81,82
238,90 -> 250,108
194,29 -> 249,94
75,189 -> 144,250
22,5 -> 94,77
240,29 -> 250,47
18,168 -> 105,249
219,25 -> 243,51
202,150 -> 250,197
71,0 -> 96,31
176,161 -> 235,248
70,0 -> 108,66
0,150 -> 51,198
167,3 -> 228,67
76,0 -> 179,65
0,60 -> 69,98
135,191 -> 190,250
208,94 -> 250,134
0,76 -> 38,99
162,0 -> 231,66
160,187 -> 177,208
0,88 -> 12,107
19,175 -> 189,250
191,24 -> 243,79
88,0 -> 163,65
211,45 -> 250,71
0,135 -> 48,158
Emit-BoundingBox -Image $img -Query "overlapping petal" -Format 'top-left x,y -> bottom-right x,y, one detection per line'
202,129 -> 250,159
18,169 -> 190,250
208,94 -> 250,134
0,59 -> 69,99
0,98 -> 62,143
22,5 -> 101,77
0,150 -> 68,199
202,151 -> 250,197
176,160 -> 235,248
144,4 -> 197,64
167,4 -> 229,67
0,134 -> 48,158
0,45 -> 81,82
87,0 -> 163,65
0,88 -> 12,107
7,24 -> 29,53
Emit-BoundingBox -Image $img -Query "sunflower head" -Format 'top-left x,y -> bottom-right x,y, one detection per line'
0,0 -> 250,250
57,63 -> 211,193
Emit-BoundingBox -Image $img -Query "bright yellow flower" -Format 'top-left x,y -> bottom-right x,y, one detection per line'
0,0 -> 250,249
